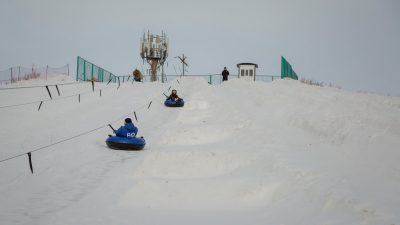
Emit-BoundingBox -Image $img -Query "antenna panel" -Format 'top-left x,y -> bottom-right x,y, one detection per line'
147,39 -> 150,55
140,37 -> 143,54
166,38 -> 169,54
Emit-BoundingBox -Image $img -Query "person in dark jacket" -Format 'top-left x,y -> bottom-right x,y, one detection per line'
222,67 -> 229,81
133,69 -> 143,82
167,89 -> 182,103
115,118 -> 138,138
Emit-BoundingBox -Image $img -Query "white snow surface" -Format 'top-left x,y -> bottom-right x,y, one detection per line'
0,75 -> 399,225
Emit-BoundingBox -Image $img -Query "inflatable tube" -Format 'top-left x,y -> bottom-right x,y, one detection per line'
106,136 -> 146,150
164,100 -> 185,107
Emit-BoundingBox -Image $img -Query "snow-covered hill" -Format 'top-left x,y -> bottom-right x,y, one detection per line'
0,75 -> 399,225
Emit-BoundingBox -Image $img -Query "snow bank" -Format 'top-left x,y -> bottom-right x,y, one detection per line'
0,75 -> 399,224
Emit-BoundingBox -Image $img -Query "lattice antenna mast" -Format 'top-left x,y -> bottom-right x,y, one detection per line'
140,30 -> 169,82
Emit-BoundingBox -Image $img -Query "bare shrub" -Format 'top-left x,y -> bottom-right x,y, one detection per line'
86,77 -> 99,82
300,77 -> 324,87
23,71 -> 41,80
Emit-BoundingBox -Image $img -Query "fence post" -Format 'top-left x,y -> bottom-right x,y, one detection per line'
46,65 -> 48,80
31,64 -> 34,80
210,75 -> 212,85
76,57 -> 79,81
18,66 -> 20,81
83,60 -> 86,81
67,64 -> 69,76
10,67 -> 12,83
91,63 -> 93,80
272,76 -> 274,81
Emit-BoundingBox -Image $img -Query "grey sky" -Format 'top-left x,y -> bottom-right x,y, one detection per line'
1,0 -> 399,96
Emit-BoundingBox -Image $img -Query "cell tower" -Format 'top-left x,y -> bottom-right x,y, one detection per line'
140,30 -> 169,82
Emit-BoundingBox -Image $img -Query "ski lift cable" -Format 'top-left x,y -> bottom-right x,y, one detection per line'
0,81 -> 88,91
0,84 -> 119,109
0,79 -> 180,164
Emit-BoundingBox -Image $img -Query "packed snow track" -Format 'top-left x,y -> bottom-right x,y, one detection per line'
0,75 -> 399,225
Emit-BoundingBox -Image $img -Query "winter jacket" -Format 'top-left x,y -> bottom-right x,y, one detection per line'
115,122 -> 138,138
167,93 -> 179,101
222,70 -> 229,81
133,70 -> 143,81
167,91 -> 183,103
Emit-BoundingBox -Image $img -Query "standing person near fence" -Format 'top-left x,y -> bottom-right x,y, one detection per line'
133,69 -> 143,82
222,67 -> 229,82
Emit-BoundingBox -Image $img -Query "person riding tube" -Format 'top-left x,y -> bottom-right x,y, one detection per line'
167,89 -> 182,103
115,118 -> 138,138
165,89 -> 184,107
106,118 -> 145,150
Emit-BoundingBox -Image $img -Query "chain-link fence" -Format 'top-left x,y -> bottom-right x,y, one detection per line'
0,65 -> 69,84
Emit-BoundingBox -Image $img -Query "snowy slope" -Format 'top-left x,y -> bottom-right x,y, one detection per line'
0,75 -> 399,225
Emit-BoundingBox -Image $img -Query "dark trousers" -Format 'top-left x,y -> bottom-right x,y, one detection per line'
222,76 -> 228,81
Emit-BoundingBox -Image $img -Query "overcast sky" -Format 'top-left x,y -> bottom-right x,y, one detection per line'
1,0 -> 399,96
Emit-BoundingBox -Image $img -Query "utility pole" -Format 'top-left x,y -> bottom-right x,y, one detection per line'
176,54 -> 188,76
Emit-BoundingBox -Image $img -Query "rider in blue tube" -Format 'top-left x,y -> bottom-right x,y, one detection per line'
167,89 -> 183,103
115,118 -> 138,138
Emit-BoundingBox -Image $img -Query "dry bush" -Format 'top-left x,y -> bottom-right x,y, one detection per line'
300,77 -> 324,87
86,77 -> 100,82
23,71 -> 41,80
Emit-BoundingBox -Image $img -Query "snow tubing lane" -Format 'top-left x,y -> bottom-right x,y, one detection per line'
164,100 -> 184,107
106,136 -> 146,150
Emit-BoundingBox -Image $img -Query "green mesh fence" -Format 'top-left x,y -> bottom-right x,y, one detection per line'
125,74 -> 279,85
76,56 -> 117,83
76,56 -> 280,85
281,56 -> 298,80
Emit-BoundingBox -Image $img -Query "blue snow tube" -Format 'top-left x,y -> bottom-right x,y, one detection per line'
164,100 -> 185,107
106,136 -> 146,150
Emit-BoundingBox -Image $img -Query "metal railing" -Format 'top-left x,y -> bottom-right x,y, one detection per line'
76,56 -> 280,85
119,74 -> 280,85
